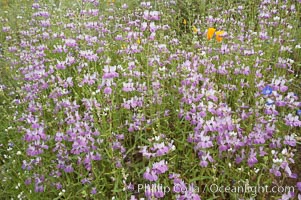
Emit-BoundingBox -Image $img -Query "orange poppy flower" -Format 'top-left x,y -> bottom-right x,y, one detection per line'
207,28 -> 216,40
215,30 -> 225,42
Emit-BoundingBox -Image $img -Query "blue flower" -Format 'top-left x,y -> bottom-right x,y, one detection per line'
296,109 -> 301,116
266,98 -> 274,105
262,86 -> 273,95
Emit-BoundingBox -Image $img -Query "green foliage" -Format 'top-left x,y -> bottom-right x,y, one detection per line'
0,0 -> 300,199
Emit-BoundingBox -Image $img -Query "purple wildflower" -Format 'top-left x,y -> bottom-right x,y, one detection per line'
143,167 -> 158,182
91,187 -> 97,195
152,160 -> 168,174
104,87 -> 112,95
247,148 -> 258,167
35,185 -> 44,193
283,135 -> 296,147
297,182 -> 301,192
64,164 -> 74,173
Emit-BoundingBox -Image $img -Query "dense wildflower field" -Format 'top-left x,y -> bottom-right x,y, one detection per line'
1,0 -> 301,199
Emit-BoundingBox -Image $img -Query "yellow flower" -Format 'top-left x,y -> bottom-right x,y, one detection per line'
107,0 -> 115,5
192,26 -> 198,34
215,30 -> 225,42
136,38 -> 141,45
183,19 -> 187,25
207,27 -> 216,40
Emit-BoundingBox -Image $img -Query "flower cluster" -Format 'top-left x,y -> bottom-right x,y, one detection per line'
0,0 -> 300,199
